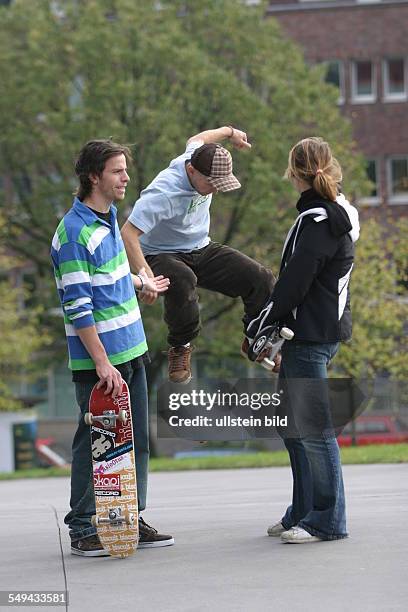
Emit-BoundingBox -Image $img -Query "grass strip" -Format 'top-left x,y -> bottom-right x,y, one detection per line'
0,444 -> 407,480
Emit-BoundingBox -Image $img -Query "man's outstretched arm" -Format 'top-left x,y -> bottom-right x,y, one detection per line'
187,126 -> 251,150
121,221 -> 159,305
122,221 -> 152,275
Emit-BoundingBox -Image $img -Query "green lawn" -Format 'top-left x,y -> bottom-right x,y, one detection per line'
0,444 -> 407,480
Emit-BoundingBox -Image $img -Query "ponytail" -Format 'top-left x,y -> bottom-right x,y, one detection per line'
285,137 -> 342,202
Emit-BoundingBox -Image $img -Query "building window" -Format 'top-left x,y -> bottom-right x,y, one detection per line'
388,157 -> 408,204
324,60 -> 344,104
383,58 -> 407,101
359,159 -> 380,206
351,60 -> 376,103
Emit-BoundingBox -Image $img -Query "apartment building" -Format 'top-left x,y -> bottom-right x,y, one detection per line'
267,0 -> 408,213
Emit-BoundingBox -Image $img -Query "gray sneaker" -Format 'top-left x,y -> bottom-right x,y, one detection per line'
267,521 -> 286,537
281,526 -> 322,544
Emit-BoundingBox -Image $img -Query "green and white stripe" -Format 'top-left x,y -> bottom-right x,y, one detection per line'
78,222 -> 111,254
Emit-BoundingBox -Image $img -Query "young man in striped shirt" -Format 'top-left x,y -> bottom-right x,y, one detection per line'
51,140 -> 173,556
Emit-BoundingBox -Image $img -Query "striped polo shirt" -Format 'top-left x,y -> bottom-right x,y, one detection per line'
50,198 -> 147,370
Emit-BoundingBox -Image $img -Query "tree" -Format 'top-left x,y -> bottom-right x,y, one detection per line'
0,0 -> 369,383
0,220 -> 50,411
334,217 -> 408,379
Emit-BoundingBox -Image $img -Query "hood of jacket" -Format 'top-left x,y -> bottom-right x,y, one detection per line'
296,189 -> 360,243
336,192 -> 360,242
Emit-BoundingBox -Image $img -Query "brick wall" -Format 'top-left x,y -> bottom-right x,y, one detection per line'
267,2 -> 408,212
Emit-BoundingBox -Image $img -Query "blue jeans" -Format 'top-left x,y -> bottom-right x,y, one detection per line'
64,365 -> 149,542
278,341 -> 348,540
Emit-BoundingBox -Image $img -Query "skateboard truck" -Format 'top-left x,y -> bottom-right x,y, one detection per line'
84,409 -> 128,428
92,507 -> 135,527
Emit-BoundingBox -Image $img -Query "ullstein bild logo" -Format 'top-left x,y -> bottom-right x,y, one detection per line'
94,473 -> 121,492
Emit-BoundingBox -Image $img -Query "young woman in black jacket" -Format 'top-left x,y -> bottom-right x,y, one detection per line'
252,137 -> 360,543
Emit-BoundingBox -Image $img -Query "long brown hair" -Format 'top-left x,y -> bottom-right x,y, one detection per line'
284,137 -> 342,201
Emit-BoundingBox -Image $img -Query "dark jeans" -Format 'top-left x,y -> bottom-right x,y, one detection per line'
278,341 -> 348,540
146,241 -> 275,346
64,365 -> 149,542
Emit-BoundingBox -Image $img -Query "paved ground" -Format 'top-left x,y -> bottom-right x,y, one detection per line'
0,464 -> 407,612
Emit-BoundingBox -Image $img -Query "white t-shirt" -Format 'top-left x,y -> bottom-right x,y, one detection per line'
128,140 -> 213,255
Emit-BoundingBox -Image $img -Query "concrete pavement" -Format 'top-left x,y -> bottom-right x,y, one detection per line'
0,464 -> 407,612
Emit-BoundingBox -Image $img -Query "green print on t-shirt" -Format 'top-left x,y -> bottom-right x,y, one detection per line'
187,195 -> 209,214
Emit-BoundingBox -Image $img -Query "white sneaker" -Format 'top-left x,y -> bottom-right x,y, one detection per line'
267,521 -> 286,537
281,526 -> 322,544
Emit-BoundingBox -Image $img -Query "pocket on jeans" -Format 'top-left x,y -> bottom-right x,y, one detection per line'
296,343 -> 336,365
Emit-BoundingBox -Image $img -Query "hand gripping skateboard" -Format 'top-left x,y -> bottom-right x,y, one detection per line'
85,381 -> 138,558
247,323 -> 294,369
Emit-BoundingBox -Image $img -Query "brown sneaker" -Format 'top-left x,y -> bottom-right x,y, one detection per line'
240,337 -> 278,371
168,345 -> 193,383
71,534 -> 110,557
138,516 -> 175,548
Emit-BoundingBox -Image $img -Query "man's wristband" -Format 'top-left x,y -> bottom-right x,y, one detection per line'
227,125 -> 234,139
136,273 -> 144,292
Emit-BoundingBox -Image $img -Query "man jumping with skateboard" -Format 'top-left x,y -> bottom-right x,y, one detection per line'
51,139 -> 174,556
121,126 -> 276,383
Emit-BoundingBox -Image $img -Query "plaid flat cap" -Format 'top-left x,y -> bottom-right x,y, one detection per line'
190,143 -> 241,192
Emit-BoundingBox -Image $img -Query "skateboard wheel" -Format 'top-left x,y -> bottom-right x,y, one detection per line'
125,511 -> 135,526
84,412 -> 93,426
280,327 -> 294,341
118,409 -> 128,424
91,515 -> 99,527
260,357 -> 275,371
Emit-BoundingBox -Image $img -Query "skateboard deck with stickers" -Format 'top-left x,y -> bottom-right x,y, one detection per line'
85,381 -> 138,558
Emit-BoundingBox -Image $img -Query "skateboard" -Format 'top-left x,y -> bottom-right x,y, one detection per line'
85,381 -> 138,558
247,323 -> 294,369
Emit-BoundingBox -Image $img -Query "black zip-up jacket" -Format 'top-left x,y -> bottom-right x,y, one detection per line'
266,189 -> 356,342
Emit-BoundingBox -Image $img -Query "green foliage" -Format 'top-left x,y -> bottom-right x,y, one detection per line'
334,218 -> 408,378
0,279 -> 51,413
0,0 -> 372,380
